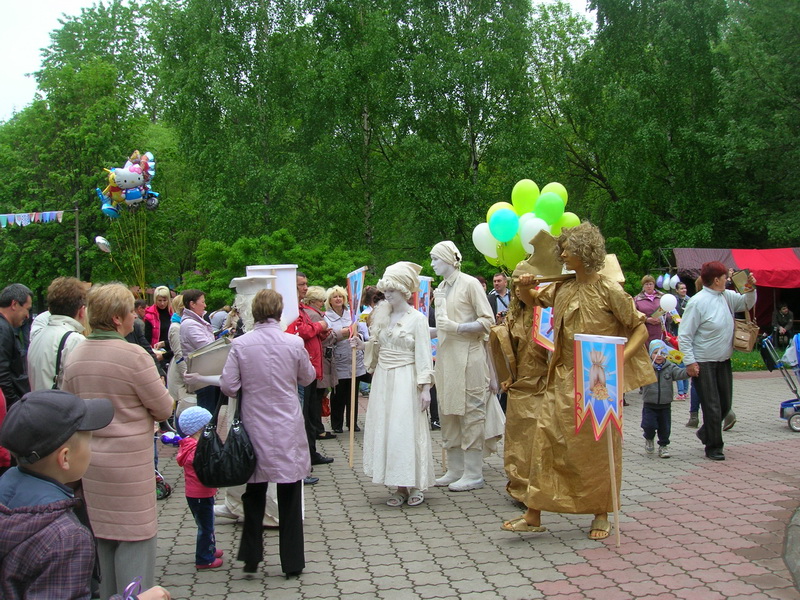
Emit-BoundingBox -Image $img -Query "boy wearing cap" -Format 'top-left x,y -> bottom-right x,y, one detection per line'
641,340 -> 689,458
176,406 -> 223,570
0,390 -> 170,600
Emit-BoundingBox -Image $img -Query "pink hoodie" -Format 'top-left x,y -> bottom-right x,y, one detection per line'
176,436 -> 217,498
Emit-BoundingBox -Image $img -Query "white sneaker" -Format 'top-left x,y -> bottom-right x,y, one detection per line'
214,504 -> 240,521
645,439 -> 654,454
658,446 -> 671,459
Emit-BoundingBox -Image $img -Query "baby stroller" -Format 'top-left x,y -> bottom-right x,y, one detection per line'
760,334 -> 800,432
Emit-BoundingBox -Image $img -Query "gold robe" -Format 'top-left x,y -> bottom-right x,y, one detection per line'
526,276 -> 655,514
490,308 -> 548,503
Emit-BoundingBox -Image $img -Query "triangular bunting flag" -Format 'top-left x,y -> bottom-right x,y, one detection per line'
57,211 -> 64,223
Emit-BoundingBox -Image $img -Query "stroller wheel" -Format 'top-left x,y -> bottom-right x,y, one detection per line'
789,413 -> 800,432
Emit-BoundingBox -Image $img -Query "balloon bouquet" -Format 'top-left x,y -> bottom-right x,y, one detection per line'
93,150 -> 159,295
96,150 -> 158,218
472,179 -> 581,271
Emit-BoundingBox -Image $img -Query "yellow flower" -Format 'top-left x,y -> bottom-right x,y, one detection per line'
667,350 -> 684,365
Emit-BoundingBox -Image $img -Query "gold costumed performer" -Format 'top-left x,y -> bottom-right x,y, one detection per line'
489,281 -> 549,504
501,222 -> 654,540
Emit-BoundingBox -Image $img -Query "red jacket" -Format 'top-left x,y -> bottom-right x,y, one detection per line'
286,306 -> 328,380
176,436 -> 216,498
143,304 -> 172,348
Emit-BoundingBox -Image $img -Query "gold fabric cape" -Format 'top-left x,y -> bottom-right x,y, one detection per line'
489,307 -> 548,503
524,275 -> 656,515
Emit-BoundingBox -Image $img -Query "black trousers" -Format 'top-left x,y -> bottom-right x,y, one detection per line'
695,360 -> 732,455
303,380 -> 320,459
238,481 -> 304,574
331,376 -> 363,431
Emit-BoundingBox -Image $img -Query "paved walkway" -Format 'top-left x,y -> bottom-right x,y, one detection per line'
153,371 -> 800,599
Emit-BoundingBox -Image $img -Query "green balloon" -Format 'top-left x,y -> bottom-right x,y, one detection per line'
533,192 -> 565,225
559,211 -> 581,229
541,182 -> 568,206
511,179 -> 540,216
501,235 -> 528,269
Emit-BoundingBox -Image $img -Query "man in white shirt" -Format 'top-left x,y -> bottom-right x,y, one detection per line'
27,278 -> 87,391
679,261 -> 757,461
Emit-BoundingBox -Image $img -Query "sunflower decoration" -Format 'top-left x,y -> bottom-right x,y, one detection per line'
667,349 -> 684,365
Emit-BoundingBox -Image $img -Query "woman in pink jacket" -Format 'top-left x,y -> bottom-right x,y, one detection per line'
219,289 -> 316,579
62,283 -> 174,599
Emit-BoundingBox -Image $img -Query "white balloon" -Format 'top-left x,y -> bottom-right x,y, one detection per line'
472,222 -> 499,259
95,236 -> 111,253
660,294 -> 678,312
518,212 -> 535,228
663,276 -> 671,290
520,217 -> 549,253
670,274 -> 680,288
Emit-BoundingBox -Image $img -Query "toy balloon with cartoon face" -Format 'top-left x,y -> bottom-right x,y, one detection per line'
96,150 -> 159,217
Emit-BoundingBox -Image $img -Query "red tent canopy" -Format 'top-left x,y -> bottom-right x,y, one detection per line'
673,247 -> 800,329
673,247 -> 800,288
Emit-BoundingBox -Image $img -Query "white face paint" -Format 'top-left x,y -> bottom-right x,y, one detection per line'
431,256 -> 451,277
383,289 -> 407,310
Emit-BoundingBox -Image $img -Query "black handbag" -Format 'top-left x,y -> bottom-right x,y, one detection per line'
193,390 -> 257,488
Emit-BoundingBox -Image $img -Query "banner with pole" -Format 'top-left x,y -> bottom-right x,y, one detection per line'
574,333 -> 627,547
532,306 -> 555,352
346,267 -> 367,467
414,276 -> 433,317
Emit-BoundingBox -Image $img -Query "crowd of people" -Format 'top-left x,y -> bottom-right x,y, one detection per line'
0,222 -> 775,598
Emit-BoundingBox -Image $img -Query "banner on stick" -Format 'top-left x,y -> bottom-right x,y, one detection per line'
574,333 -> 627,441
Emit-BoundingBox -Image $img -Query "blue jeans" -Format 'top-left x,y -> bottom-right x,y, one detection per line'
690,378 -> 701,413
677,378 -> 688,395
187,497 -> 216,565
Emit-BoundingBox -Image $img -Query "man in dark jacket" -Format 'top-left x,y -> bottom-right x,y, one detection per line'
0,284 -> 32,408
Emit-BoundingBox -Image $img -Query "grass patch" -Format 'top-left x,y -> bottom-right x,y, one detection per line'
731,348 -> 768,372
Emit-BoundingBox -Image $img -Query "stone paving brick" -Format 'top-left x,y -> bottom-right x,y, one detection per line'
148,377 -> 800,598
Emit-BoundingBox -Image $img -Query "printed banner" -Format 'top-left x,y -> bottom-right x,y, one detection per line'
346,266 -> 367,324
0,210 -> 65,228
574,333 -> 627,441
532,306 -> 555,352
414,276 -> 433,317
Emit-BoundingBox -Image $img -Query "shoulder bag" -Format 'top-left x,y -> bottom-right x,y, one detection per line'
52,331 -> 75,389
733,308 -> 760,353
193,389 -> 256,487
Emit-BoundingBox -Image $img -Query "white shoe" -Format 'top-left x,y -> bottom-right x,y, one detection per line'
214,504 -> 240,521
448,449 -> 485,492
435,448 -> 465,487
645,439 -> 654,454
658,446 -> 670,459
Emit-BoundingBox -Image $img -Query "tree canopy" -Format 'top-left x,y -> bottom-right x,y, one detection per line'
0,0 -> 796,301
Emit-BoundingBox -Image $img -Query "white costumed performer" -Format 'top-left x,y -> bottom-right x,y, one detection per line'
430,241 -> 498,492
362,262 -> 436,507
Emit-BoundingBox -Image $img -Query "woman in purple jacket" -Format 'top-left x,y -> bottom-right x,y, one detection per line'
219,289 -> 316,579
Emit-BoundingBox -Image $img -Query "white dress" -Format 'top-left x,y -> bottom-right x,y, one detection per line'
363,307 -> 436,490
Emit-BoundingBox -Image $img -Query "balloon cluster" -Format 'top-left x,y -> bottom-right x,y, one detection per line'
160,432 -> 182,446
657,273 -> 681,291
95,150 -> 158,219
472,179 -> 580,269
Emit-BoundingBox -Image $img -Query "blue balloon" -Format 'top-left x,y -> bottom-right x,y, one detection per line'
488,208 -> 520,243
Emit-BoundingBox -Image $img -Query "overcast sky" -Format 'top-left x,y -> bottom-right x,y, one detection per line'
0,0 -> 593,123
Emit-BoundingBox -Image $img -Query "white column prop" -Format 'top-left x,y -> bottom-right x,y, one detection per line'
228,275 -> 276,333
246,264 -> 299,330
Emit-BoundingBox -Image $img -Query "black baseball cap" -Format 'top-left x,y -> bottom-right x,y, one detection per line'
0,390 -> 114,463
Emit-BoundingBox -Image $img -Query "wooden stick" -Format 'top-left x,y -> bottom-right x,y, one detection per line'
348,322 -> 357,468
607,428 -> 621,547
